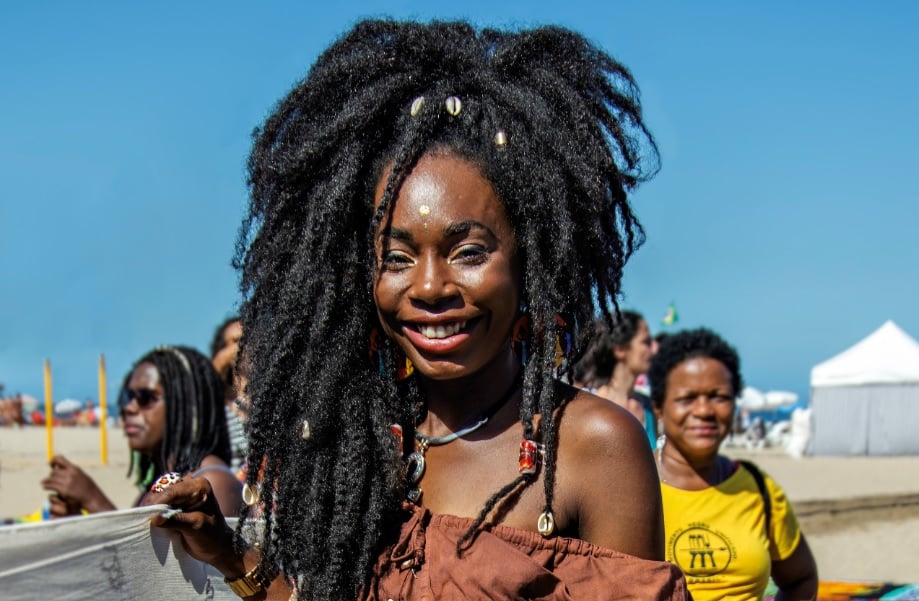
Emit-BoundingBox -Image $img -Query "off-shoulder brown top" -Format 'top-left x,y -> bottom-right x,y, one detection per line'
362,503 -> 689,601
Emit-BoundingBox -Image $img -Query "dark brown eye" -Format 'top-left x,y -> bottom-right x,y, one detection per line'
452,245 -> 488,263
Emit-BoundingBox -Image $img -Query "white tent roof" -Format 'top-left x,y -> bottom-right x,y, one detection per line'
811,320 -> 919,387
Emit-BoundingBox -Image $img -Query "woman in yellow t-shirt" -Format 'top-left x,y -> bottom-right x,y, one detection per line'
648,328 -> 817,600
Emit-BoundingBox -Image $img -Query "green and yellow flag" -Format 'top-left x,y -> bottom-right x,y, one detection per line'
662,302 -> 679,326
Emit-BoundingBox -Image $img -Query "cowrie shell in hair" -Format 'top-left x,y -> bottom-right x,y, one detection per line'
301,419 -> 311,440
151,472 -> 183,493
537,510 -> 555,537
410,96 -> 425,116
445,96 -> 462,116
242,483 -> 260,507
494,130 -> 508,147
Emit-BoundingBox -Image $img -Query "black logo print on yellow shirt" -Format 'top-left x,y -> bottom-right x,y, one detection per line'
668,523 -> 736,578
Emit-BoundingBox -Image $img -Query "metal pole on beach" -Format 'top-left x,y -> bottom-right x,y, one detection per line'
99,354 -> 108,465
44,359 -> 53,461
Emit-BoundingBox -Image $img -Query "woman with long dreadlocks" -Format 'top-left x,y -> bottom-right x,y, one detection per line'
145,19 -> 689,600
42,345 -> 242,517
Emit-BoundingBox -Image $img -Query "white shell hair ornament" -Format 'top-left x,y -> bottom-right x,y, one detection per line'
537,510 -> 556,537
301,418 -> 311,441
242,483 -> 260,507
410,96 -> 425,116
445,96 -> 462,116
151,472 -> 183,493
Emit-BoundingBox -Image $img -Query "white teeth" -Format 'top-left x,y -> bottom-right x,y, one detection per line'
418,321 -> 467,339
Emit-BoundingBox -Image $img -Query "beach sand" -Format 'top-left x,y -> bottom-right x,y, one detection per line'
2,427 -> 918,583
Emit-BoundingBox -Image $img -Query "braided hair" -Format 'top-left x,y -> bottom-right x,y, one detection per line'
125,345 -> 229,487
236,19 -> 657,600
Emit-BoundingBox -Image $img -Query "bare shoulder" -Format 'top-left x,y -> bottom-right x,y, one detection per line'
553,382 -> 664,559
556,383 -> 651,455
197,454 -> 232,469
194,455 -> 238,483
195,455 -> 243,517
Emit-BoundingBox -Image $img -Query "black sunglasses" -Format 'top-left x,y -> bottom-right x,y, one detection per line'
120,388 -> 163,410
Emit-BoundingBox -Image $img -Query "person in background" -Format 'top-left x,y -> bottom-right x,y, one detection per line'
0,394 -> 24,426
649,328 -> 817,600
572,310 -> 657,446
41,345 -> 242,517
75,399 -> 98,426
210,316 -> 248,475
143,19 -> 688,601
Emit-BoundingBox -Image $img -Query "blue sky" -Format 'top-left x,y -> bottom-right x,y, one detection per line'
2,1 -> 917,406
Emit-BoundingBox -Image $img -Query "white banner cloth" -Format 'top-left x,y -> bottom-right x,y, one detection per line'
0,505 -> 245,600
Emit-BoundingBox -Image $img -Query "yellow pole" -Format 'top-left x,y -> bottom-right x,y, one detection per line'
99,354 -> 108,465
44,359 -> 54,461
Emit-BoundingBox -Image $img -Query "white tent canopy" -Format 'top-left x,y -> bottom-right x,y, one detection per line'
811,320 -> 919,388
809,320 -> 919,455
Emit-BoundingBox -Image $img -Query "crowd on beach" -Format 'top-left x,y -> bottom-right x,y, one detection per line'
0,393 -> 101,427
8,18 -> 824,601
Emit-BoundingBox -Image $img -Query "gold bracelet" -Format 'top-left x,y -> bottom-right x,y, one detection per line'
224,554 -> 278,598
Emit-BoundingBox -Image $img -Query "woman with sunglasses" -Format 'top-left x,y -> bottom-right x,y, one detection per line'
41,345 -> 242,517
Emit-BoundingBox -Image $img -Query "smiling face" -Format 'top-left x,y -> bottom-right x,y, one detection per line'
657,356 -> 735,463
373,152 -> 520,381
121,361 -> 166,456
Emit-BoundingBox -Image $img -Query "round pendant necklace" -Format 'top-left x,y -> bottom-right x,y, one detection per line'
404,372 -> 521,503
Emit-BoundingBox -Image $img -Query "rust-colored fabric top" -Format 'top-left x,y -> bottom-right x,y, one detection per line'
363,503 -> 690,601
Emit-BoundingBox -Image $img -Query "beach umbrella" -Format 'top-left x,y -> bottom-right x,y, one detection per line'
737,386 -> 766,410
763,390 -> 799,409
54,398 -> 82,414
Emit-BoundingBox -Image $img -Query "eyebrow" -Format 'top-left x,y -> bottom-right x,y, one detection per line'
378,220 -> 494,243
444,220 -> 494,238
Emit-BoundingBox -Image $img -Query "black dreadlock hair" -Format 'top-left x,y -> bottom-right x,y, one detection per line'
125,345 -> 229,487
235,19 -> 658,600
648,328 -> 744,409
572,310 -> 646,388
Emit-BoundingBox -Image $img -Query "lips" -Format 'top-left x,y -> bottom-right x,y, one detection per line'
686,425 -> 721,438
403,318 -> 478,354
416,320 -> 467,339
123,423 -> 144,436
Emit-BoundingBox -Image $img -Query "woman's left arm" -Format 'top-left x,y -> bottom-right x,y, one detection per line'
772,534 -> 818,601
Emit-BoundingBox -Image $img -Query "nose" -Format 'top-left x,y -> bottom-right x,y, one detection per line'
408,253 -> 459,307
120,394 -> 139,415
